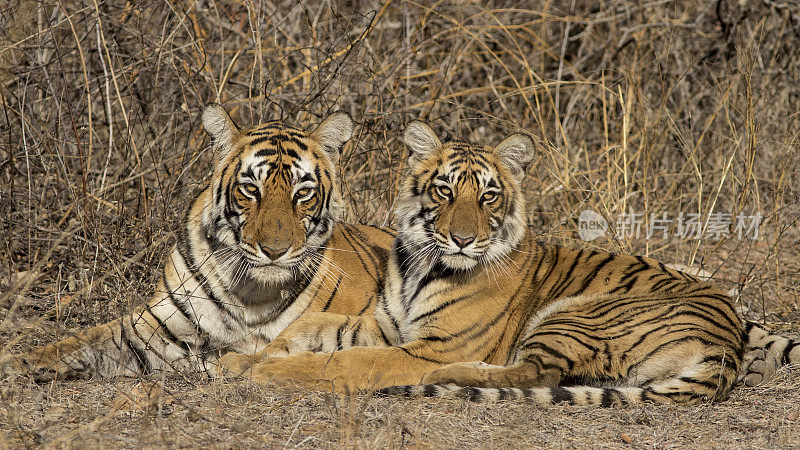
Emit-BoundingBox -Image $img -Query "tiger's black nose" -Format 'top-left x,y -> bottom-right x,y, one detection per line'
451,234 -> 475,249
263,246 -> 289,260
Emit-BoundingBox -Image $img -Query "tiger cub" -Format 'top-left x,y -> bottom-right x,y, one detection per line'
0,104 -> 393,381
225,121 -> 798,406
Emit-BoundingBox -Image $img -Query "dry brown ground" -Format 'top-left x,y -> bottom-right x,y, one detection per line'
1,367 -> 799,448
2,0 -> 800,447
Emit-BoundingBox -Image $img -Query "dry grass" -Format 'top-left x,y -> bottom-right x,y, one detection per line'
2,368 -> 800,447
1,0 -> 799,447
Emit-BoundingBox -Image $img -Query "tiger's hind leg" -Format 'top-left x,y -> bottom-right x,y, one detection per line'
419,310 -> 615,389
421,294 -> 742,404
419,329 -> 739,405
1,300 -> 199,381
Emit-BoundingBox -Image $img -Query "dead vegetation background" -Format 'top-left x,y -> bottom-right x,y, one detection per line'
1,0 -> 799,447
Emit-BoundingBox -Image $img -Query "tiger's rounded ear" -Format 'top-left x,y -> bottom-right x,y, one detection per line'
404,121 -> 442,164
310,112 -> 353,164
202,104 -> 240,164
494,133 -> 536,178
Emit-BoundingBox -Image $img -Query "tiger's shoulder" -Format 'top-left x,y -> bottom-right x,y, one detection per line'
302,223 -> 395,315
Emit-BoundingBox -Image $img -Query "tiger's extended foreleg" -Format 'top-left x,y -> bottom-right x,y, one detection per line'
246,345 -> 445,393
1,320 -> 125,381
1,302 -> 200,381
218,312 -> 390,376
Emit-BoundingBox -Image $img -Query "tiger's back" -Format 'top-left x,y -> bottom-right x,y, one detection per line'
379,233 -> 744,405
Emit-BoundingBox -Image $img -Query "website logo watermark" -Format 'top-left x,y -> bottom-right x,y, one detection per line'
578,210 -> 761,242
578,209 -> 609,241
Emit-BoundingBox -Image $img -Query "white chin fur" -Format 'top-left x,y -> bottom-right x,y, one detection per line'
248,265 -> 295,285
440,253 -> 479,271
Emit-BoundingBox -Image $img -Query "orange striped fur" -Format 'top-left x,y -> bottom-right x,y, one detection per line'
229,121 -> 797,406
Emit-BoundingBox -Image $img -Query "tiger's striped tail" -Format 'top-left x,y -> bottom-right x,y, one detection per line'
379,383 -> 715,407
739,322 -> 800,386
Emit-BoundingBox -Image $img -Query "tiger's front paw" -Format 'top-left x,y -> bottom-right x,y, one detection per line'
218,352 -> 261,377
247,351 -> 334,389
0,354 -> 61,382
262,337 -> 291,357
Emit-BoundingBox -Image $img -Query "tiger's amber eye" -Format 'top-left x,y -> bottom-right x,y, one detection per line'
238,183 -> 259,196
481,191 -> 499,204
435,185 -> 452,199
295,187 -> 315,202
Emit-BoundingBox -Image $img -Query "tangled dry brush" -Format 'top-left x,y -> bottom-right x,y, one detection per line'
1,0 -> 799,446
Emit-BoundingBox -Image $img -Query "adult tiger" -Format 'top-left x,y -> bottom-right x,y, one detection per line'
0,104 -> 393,381
221,121 -> 799,406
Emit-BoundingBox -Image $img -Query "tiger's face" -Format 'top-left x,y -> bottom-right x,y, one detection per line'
201,104 -> 352,285
395,122 -> 535,271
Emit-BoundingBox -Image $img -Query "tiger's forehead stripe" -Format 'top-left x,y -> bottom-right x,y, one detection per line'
432,142 -> 495,189
248,120 -> 305,136
214,126 -> 326,203
249,135 -> 308,156
443,142 -> 492,172
409,142 -> 499,197
239,121 -> 312,159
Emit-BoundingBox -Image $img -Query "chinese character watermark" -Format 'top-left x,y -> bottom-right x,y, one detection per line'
577,210 -> 761,242
646,212 -> 672,240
